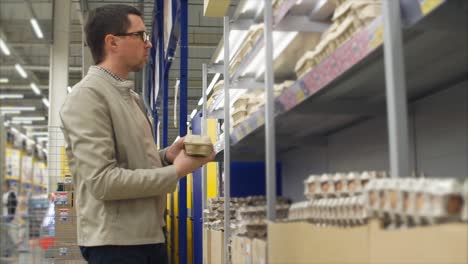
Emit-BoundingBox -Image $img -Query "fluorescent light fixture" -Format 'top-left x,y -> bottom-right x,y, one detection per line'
67,86 -> 72,93
0,110 -> 21,115
15,64 -> 28,79
0,39 -> 10,55
206,73 -> 221,95
12,116 -> 45,121
37,137 -> 48,142
11,120 -> 33,124
0,94 -> 24,99
30,18 -> 44,39
0,106 -> 35,111
42,98 -> 49,108
173,136 -> 180,144
29,132 -> 48,136
0,78 -> 9,83
190,109 -> 197,119
23,125 -> 48,129
30,83 -> 41,95
3,121 -> 9,126
198,98 -> 204,106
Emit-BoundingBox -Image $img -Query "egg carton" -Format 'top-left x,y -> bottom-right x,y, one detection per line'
365,178 -> 467,227
304,171 -> 386,199
229,24 -> 264,75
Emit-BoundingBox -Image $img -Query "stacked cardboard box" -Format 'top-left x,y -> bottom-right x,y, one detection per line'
267,220 -> 468,264
54,182 -> 84,262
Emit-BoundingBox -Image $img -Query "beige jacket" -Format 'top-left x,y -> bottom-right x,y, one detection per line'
60,66 -> 178,246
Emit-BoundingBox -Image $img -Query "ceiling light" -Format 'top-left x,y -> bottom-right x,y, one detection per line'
29,132 -> 48,136
0,94 -> 24,99
206,73 -> 221,95
30,18 -> 44,39
12,116 -> 45,121
15,64 -> 28,79
11,120 -> 33,124
67,86 -> 72,93
190,109 -> 197,119
0,110 -> 21,115
0,39 -> 10,56
0,106 -> 35,111
37,137 -> 48,142
198,98 -> 204,106
0,78 -> 9,83
23,125 -> 48,129
30,83 -> 41,95
42,98 -> 50,108
3,121 -> 10,126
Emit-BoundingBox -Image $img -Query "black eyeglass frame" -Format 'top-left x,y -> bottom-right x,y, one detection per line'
114,31 -> 150,42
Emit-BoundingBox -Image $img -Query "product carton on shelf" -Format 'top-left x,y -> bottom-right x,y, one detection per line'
203,227 -> 211,264
210,229 -> 224,264
369,220 -> 468,264
55,191 -> 74,208
54,241 -> 83,261
252,238 -> 267,264
231,235 -> 252,264
55,206 -> 78,244
268,221 -> 370,264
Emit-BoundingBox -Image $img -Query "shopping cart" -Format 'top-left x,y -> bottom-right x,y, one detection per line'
0,219 -> 24,261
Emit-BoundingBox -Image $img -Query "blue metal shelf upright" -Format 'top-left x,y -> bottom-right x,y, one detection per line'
149,0 -> 188,263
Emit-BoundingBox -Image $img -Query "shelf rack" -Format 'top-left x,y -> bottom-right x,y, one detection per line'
204,0 -> 467,263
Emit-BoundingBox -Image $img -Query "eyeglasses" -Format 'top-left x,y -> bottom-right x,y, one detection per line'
114,31 -> 150,43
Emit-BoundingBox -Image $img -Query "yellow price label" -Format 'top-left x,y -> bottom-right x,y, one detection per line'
370,25 -> 384,49
421,0 -> 444,15
296,89 -> 305,102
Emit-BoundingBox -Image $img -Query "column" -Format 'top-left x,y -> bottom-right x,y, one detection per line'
47,0 -> 71,191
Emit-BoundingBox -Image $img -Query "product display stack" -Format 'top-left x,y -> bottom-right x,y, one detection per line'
365,177 -> 468,228
53,177 -> 85,263
288,171 -> 387,226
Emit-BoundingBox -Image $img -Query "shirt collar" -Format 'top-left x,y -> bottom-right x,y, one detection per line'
95,66 -> 126,82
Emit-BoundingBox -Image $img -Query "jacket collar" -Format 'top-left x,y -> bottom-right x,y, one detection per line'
88,66 -> 134,95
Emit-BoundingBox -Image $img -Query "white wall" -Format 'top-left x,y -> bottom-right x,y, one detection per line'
282,82 -> 467,201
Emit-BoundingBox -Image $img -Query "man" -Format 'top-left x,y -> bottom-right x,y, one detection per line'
60,4 -> 214,263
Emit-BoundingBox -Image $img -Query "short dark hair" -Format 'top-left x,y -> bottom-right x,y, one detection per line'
85,4 -> 142,64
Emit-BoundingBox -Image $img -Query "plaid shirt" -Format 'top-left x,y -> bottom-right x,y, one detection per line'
94,66 -> 126,82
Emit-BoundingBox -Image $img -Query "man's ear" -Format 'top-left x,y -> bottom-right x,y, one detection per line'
104,34 -> 118,50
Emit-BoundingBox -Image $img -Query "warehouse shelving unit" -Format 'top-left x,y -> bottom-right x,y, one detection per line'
205,0 -> 467,262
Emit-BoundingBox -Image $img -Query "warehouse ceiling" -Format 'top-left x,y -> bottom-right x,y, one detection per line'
0,0 -> 235,145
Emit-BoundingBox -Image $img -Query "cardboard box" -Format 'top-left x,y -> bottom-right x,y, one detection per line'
55,208 -> 78,243
369,220 -> 468,264
232,236 -> 252,264
54,242 -> 83,260
268,221 -> 370,264
210,230 -> 224,264
55,191 -> 74,208
203,227 -> 211,264
252,238 -> 267,264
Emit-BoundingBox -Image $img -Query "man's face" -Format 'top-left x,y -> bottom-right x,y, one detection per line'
116,14 -> 152,72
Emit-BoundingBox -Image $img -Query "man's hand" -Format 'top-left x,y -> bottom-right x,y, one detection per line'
165,137 -> 185,164
173,148 -> 216,179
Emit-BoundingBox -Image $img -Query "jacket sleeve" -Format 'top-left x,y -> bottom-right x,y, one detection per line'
159,148 -> 172,166
60,87 -> 178,201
